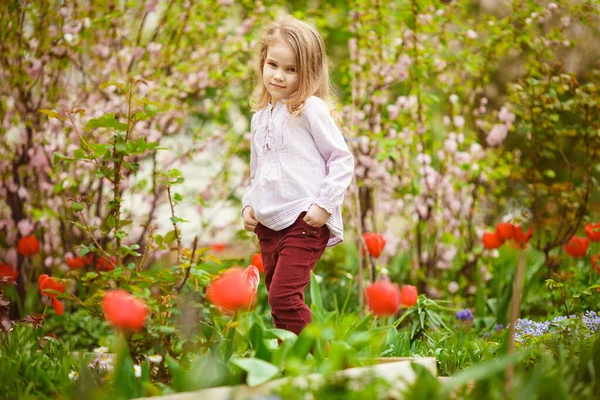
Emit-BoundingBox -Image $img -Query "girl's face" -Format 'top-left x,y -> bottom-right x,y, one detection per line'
262,38 -> 299,105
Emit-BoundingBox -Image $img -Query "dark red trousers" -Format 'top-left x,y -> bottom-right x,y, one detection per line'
255,212 -> 329,335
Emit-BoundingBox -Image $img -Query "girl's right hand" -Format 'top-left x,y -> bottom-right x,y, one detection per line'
242,206 -> 258,232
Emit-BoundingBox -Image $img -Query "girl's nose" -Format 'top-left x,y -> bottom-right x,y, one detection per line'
274,72 -> 284,81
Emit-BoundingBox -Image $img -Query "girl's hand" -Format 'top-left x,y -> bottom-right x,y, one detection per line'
303,205 -> 330,227
243,206 -> 258,232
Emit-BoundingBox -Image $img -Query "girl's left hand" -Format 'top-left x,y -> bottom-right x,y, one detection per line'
303,205 -> 330,227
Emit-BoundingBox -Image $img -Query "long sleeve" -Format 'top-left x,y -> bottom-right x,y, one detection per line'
241,113 -> 258,211
303,97 -> 355,214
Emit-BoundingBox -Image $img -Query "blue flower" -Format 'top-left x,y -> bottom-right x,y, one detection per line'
514,318 -> 550,342
494,324 -> 504,332
455,309 -> 474,321
582,311 -> 600,332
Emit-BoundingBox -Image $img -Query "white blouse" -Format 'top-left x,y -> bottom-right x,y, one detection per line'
242,96 -> 355,247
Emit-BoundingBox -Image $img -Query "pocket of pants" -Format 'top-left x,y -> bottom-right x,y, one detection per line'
298,217 -> 328,240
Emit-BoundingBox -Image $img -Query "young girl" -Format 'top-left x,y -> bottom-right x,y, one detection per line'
241,16 -> 354,335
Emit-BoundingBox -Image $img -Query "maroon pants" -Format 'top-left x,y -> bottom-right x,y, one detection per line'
255,212 -> 329,335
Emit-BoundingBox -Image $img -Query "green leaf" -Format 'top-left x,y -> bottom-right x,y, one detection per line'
229,357 -> 280,387
310,272 -> 323,318
157,326 -> 176,334
144,104 -> 158,116
71,202 -> 85,212
165,355 -> 185,392
113,334 -> 137,399
442,352 -> 524,396
39,109 -> 60,119
164,230 -> 178,244
153,235 -> 163,246
85,113 -> 128,131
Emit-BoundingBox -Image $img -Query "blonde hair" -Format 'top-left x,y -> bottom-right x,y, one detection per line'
251,16 -> 335,118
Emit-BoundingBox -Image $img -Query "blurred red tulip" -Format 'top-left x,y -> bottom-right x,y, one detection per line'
242,265 -> 260,295
564,236 -> 589,258
585,223 -> 600,242
400,285 -> 418,307
38,274 -> 65,316
366,279 -> 400,316
251,253 -> 264,273
495,223 -> 515,242
207,267 -> 255,314
0,264 -> 18,285
102,289 -> 148,332
18,235 -> 40,257
513,225 -> 534,248
363,233 -> 386,258
212,243 -> 226,252
97,256 -> 116,272
482,232 -> 502,249
65,254 -> 89,269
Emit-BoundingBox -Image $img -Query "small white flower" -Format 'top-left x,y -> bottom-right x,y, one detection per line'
449,94 -> 459,104
314,274 -> 323,284
466,29 -> 477,39
93,346 -> 109,355
488,20 -> 495,26
148,354 -> 163,364
525,18 -> 532,25
453,115 -> 465,129
448,281 -> 460,294
99,355 -> 113,369
294,376 -> 309,390
548,3 -> 558,11
68,370 -> 79,380
134,365 -> 142,378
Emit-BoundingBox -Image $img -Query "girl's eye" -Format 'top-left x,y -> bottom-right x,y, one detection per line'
288,68 -> 296,73
268,62 -> 276,67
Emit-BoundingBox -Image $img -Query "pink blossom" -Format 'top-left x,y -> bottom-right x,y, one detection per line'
453,115 -> 465,128
17,219 -> 34,236
498,106 -> 515,125
486,124 -> 508,147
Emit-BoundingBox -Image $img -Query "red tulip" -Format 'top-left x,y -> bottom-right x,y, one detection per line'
251,253 -> 264,273
585,223 -> 600,242
212,243 -> 226,252
363,233 -> 386,258
18,235 -> 40,257
38,274 -> 65,316
38,274 -> 65,297
102,290 -> 149,332
207,267 -> 255,314
0,264 -> 19,284
65,254 -> 89,269
564,236 -> 589,258
513,225 -> 534,249
366,279 -> 400,316
97,256 -> 116,272
495,223 -> 515,242
400,285 -> 418,307
482,232 -> 502,249
242,265 -> 260,295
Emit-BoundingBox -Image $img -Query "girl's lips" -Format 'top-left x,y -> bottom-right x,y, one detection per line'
270,83 -> 285,88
